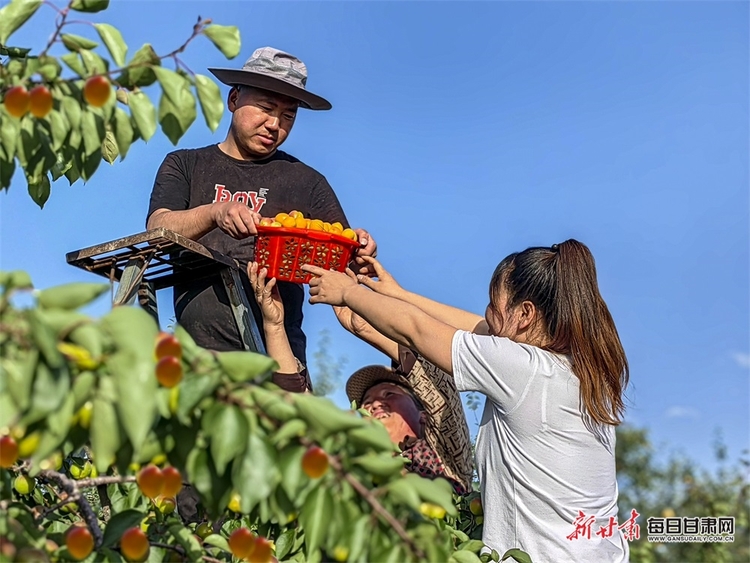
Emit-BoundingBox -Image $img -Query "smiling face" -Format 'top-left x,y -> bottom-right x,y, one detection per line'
223,86 -> 298,160
361,382 -> 424,443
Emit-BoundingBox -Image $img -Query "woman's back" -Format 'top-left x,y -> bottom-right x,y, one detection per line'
452,331 -> 629,563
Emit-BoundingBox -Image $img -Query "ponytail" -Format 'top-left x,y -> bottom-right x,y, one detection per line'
548,240 -> 628,425
490,239 -> 629,426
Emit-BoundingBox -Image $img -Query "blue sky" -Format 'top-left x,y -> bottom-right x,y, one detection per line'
1,0 -> 748,470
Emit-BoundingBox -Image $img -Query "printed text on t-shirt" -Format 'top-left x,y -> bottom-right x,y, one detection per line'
213,184 -> 267,213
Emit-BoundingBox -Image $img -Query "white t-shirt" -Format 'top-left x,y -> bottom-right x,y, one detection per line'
452,330 -> 629,563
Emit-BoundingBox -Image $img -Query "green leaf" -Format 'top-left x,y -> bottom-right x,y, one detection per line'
101,129 -> 118,164
71,370 -> 96,409
79,48 -> 108,77
101,509 -> 145,548
452,551 -> 484,563
271,418 -> 307,447
128,91 -> 156,141
0,114 -> 19,162
60,52 -> 86,77
79,147 -> 102,182
158,87 -> 196,145
347,515 -> 370,563
0,157 -> 14,190
81,109 -> 106,156
68,323 -> 104,360
209,405 -> 248,475
37,282 -> 108,310
352,452 -> 407,477
28,308 -> 63,368
70,0 -> 109,13
36,56 -> 62,81
0,45 -> 31,57
202,534 -> 229,552
459,540 -> 487,553
278,443 -> 305,499
294,393 -> 365,439
249,386 -> 297,421
117,43 -> 159,88
61,33 -> 99,51
60,95 -> 82,129
111,107 -> 134,160
0,0 -> 42,45
202,24 -> 241,59
152,66 -> 185,107
3,350 -> 37,410
501,549 -> 533,563
90,396 -> 120,472
231,433 -> 280,514
94,23 -> 127,66
386,477 -> 422,511
217,350 -> 277,383
186,447 -> 231,516
48,110 -> 70,152
299,484 -> 334,557
404,473 -> 458,517
177,370 -> 221,419
348,420 -> 398,454
194,74 -> 224,132
168,524 -> 203,561
23,362 -> 70,426
27,175 -> 50,208
274,529 -> 296,560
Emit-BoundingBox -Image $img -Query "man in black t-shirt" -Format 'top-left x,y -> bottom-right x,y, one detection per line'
146,47 -> 377,390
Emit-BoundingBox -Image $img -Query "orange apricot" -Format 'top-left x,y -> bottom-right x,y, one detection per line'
3,85 -> 30,118
228,528 -> 255,559
136,465 -> 164,499
120,527 -> 149,562
155,356 -> 183,388
83,75 -> 111,107
65,526 -> 94,561
161,466 -> 183,497
0,436 -> 18,468
301,445 -> 329,479
155,332 -> 182,361
28,85 -> 53,118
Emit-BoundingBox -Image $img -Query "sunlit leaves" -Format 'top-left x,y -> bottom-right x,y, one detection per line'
0,0 -> 42,45
202,24 -> 241,59
94,23 -> 127,66
195,74 -> 224,131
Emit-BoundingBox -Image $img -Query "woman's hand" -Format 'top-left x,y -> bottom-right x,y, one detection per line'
302,265 -> 359,306
354,256 -> 404,298
248,262 -> 284,326
333,305 -> 371,336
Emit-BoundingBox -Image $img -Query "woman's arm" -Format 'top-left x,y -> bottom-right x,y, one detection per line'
247,263 -> 303,376
355,257 -> 489,335
304,266 -> 457,375
332,306 -> 400,362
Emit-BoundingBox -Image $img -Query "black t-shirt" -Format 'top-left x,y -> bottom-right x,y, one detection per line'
147,144 -> 349,365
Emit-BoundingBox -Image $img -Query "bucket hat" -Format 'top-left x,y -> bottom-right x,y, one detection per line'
208,46 -> 331,110
346,361 -> 473,492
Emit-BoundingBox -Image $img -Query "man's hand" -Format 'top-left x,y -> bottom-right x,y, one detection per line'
302,265 -> 359,306
213,202 -> 260,239
352,228 -> 378,276
248,262 -> 285,326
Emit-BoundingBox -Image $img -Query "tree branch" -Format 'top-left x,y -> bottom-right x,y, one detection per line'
38,469 -> 104,549
327,454 -> 426,560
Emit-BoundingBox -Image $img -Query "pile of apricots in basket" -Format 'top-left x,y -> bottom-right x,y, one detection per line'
259,210 -> 359,241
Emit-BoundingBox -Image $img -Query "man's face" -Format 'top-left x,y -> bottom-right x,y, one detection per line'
227,86 -> 298,159
361,382 -> 423,443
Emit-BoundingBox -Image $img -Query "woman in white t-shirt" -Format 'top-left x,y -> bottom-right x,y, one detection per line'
301,240 -> 630,563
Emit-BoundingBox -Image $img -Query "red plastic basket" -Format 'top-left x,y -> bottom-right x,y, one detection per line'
253,225 -> 360,284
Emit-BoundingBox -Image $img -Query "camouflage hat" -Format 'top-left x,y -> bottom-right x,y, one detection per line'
208,46 -> 331,110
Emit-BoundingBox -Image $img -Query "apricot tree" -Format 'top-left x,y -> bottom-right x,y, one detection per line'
0,272 -> 499,562
0,0 -> 238,207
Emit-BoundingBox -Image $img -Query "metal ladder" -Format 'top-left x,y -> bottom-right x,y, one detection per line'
66,228 -> 265,354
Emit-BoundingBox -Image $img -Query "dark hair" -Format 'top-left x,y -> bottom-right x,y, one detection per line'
489,239 -> 629,426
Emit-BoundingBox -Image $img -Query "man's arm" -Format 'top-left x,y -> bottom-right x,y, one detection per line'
332,306 -> 399,362
148,203 -> 261,241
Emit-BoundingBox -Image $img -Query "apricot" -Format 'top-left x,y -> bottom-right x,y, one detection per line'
469,497 -> 483,516
120,527 -> 149,562
155,356 -> 183,388
0,436 -> 18,468
161,466 -> 183,497
228,528 -> 255,559
65,526 -> 94,561
301,445 -> 329,479
29,85 -> 53,118
248,536 -> 273,563
83,75 -> 111,107
3,85 -> 30,118
136,465 -> 164,499
341,228 -> 358,241
154,332 -> 182,361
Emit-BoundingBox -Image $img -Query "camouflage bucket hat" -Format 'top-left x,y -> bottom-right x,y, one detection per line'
208,46 -> 331,110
